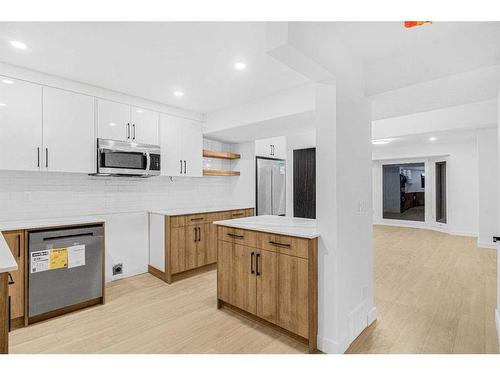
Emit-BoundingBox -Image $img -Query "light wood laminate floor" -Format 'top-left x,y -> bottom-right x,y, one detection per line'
9,225 -> 498,354
347,225 -> 498,354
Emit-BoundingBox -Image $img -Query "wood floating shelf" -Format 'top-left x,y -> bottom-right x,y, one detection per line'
202,149 -> 241,160
203,169 -> 240,177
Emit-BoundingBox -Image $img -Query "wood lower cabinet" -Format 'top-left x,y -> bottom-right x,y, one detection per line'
2,230 -> 26,329
149,208 -> 254,284
216,226 -> 317,353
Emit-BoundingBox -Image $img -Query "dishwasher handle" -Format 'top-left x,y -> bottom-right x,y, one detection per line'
42,232 -> 96,242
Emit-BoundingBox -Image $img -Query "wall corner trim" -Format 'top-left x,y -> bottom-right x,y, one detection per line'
496,309 -> 500,350
367,306 -> 378,326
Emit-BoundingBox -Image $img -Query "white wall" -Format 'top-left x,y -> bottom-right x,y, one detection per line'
373,139 -> 479,237
477,128 -> 498,248
285,130 -> 316,217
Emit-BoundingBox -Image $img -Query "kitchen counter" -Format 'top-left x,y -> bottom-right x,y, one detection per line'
214,215 -> 319,239
0,215 -> 105,232
150,205 -> 254,216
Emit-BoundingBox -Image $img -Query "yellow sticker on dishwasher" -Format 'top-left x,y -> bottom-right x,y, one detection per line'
49,248 -> 68,270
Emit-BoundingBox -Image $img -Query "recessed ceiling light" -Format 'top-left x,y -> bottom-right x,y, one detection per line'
429,137 -> 437,141
10,40 -> 27,50
372,139 -> 390,145
135,109 -> 144,113
173,91 -> 184,97
234,62 -> 246,71
0,102 -> 6,107
1,79 -> 13,85
108,122 -> 116,127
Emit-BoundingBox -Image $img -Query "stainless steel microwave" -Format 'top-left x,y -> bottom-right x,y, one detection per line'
93,138 -> 161,177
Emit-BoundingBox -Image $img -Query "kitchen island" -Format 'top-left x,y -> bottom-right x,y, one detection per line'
214,215 -> 319,353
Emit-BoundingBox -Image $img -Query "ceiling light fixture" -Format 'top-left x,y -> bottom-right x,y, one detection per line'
10,40 -> 27,50
1,79 -> 13,85
234,62 -> 247,71
429,137 -> 437,141
135,109 -> 144,113
372,139 -> 390,145
0,102 -> 6,107
173,91 -> 184,97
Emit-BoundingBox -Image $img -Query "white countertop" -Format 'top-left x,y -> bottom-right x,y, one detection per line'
0,215 -> 105,274
0,215 -> 105,232
214,215 -> 319,239
151,205 -> 254,216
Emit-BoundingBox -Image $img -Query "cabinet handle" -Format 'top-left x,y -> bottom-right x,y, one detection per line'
198,227 -> 201,242
17,233 -> 21,258
191,218 -> 204,221
232,213 -> 244,217
183,160 -> 186,174
180,160 -> 183,174
133,124 -> 136,140
256,253 -> 260,276
37,147 -> 40,167
251,252 -> 255,274
127,123 -> 130,139
227,233 -> 244,239
193,227 -> 198,242
8,273 -> 14,285
8,296 -> 11,332
269,241 -> 291,248
45,148 -> 48,168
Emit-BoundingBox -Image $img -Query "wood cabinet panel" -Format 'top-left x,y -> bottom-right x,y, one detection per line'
277,253 -> 309,338
256,249 -> 278,324
231,244 -> 256,315
2,231 -> 25,320
274,235 -> 309,259
217,240 -> 233,304
185,225 -> 198,271
206,223 -> 218,265
170,226 -> 186,274
218,226 -> 257,248
169,216 -> 185,228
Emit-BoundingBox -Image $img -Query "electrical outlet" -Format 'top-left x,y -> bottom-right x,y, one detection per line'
112,263 -> 123,276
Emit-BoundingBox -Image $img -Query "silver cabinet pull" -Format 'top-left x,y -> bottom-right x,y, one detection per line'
126,123 -> 130,139
133,124 -> 136,140
37,147 -> 40,167
183,160 -> 186,174
180,160 -> 183,174
45,148 -> 48,168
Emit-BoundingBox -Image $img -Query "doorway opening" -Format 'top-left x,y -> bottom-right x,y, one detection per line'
382,162 -> 425,222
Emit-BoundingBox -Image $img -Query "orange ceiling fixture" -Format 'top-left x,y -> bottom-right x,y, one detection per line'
404,21 -> 432,28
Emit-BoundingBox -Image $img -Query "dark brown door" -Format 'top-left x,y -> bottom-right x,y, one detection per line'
293,148 -> 316,219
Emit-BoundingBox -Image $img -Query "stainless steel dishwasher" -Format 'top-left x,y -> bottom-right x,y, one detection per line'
28,225 -> 104,321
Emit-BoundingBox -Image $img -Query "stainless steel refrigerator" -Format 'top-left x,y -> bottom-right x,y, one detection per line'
256,157 -> 286,216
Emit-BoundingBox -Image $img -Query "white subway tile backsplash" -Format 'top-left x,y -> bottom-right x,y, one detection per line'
0,171 -> 233,221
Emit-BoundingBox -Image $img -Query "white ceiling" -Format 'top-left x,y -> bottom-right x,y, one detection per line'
0,22 -> 309,113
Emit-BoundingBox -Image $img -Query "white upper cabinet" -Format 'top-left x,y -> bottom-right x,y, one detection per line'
97,99 -> 131,142
97,99 -> 159,145
159,113 -> 202,177
0,77 -> 42,171
255,136 -> 287,159
130,106 -> 159,145
181,118 -> 203,177
42,87 -> 95,173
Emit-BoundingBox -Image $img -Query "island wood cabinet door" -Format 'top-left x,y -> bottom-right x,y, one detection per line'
230,244 -> 257,315
2,231 -> 25,321
277,253 -> 309,338
255,249 -> 278,324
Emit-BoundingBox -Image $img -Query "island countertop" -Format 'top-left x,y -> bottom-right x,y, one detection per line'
214,215 -> 319,239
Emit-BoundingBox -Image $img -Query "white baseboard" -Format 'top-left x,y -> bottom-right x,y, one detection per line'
496,309 -> 500,349
477,241 -> 496,249
450,230 -> 479,238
